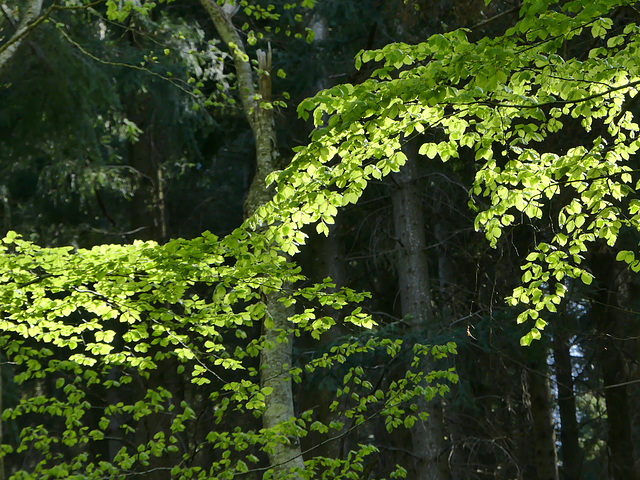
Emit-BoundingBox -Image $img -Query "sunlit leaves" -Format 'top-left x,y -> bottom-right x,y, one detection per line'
6,0 -> 640,476
252,0 -> 640,346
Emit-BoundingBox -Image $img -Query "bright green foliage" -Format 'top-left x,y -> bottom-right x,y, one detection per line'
264,0 -> 640,344
0,1 -> 461,478
0,225 -> 457,478
17,0 -> 640,475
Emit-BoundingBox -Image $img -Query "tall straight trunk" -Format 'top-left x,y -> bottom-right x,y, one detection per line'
120,56 -> 171,480
526,361 -> 560,480
298,15 -> 350,463
198,2 -> 305,478
591,252 -> 638,480
553,332 -> 582,480
313,217 -> 346,345
392,146 -> 432,324
125,20 -> 167,242
128,111 -> 167,242
601,346 -> 636,480
434,219 -> 454,320
390,140 -> 446,480
306,13 -> 347,344
0,0 -> 42,77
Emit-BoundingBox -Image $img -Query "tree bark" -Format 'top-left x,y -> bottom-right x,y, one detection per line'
296,14 -> 351,464
0,0 -> 43,78
591,251 -> 639,480
0,185 -> 10,234
199,2 -> 305,478
127,106 -> 167,242
391,142 -> 433,325
305,12 -> 347,344
601,346 -> 637,480
526,362 -> 560,480
553,332 -> 582,480
390,140 -> 447,480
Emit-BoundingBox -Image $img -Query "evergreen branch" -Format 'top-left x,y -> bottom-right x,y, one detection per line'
0,0 -> 112,77
53,22 -> 202,101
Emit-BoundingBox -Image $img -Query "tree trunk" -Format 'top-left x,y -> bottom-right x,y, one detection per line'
591,251 -> 639,480
0,0 -> 43,77
297,14 -> 350,463
553,332 -> 582,480
127,107 -> 167,242
601,346 -> 637,480
391,142 -> 433,325
434,219 -> 454,320
198,2 -> 305,477
526,361 -> 560,480
390,140 -> 446,480
305,12 -> 347,344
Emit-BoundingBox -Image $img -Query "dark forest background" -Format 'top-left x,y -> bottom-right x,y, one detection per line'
1,1 -> 639,479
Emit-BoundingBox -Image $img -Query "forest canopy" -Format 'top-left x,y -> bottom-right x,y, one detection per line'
1,0 -> 640,479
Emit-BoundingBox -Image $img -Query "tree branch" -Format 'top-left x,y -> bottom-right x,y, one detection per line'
468,4 -> 521,32
0,0 -> 45,77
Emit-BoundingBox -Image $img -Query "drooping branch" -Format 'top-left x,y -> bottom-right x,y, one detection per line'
0,0 -> 44,78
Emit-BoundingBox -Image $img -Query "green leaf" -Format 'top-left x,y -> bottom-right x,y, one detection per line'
419,142 -> 439,159
520,331 -> 533,346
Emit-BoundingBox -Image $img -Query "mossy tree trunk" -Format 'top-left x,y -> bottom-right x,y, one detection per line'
0,0 -> 43,77
198,2 -> 305,478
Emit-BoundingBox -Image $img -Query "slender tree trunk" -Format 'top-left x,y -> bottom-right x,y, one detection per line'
125,19 -> 167,243
434,219 -> 454,320
312,216 -> 347,346
390,140 -> 447,480
199,2 -> 305,477
526,361 -> 560,480
553,332 -> 582,480
0,0 -> 43,77
305,12 -> 347,344
124,100 -> 172,480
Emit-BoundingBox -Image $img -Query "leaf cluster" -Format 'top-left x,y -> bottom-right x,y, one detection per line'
261,0 -> 640,344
